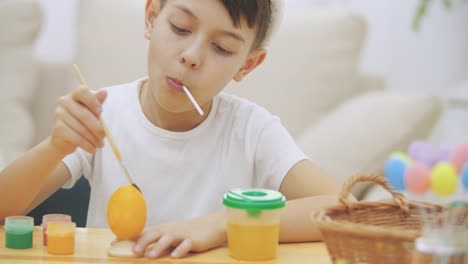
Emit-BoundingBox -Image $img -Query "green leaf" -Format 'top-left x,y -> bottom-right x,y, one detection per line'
444,0 -> 453,9
413,0 -> 432,31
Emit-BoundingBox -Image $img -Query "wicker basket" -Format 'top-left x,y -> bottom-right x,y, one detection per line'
312,174 -> 448,264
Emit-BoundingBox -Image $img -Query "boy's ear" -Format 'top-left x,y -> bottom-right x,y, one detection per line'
233,49 -> 267,82
144,0 -> 162,40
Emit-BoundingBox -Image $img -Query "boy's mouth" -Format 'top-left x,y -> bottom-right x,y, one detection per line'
167,77 -> 185,92
172,78 -> 183,85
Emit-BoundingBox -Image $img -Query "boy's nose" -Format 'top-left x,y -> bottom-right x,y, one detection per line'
180,56 -> 199,70
179,45 -> 202,70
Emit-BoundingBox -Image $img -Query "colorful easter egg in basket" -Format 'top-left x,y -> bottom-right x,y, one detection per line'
390,151 -> 412,164
408,141 -> 433,167
384,157 -> 408,190
430,162 -> 458,197
404,162 -> 430,194
450,141 -> 468,173
461,162 -> 468,190
430,145 -> 451,167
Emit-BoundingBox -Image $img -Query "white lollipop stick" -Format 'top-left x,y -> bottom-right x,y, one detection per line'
183,85 -> 204,116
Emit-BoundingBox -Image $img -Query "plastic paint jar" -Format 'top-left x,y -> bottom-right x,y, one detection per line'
41,214 -> 71,246
223,188 -> 285,261
46,221 -> 76,255
5,216 -> 34,249
412,236 -> 465,264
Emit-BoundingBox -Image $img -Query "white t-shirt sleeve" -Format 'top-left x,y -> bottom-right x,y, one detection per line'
61,148 -> 93,189
253,117 -> 308,191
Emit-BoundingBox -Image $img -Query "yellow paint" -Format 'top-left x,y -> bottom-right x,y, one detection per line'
46,221 -> 76,255
47,232 -> 75,254
227,223 -> 279,261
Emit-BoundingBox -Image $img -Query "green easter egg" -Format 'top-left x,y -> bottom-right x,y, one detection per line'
391,151 -> 412,164
430,162 -> 458,197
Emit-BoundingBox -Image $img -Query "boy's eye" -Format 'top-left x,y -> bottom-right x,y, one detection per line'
213,44 -> 233,56
170,23 -> 190,35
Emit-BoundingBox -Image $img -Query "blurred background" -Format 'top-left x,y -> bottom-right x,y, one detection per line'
37,0 -> 468,93
34,0 -> 468,145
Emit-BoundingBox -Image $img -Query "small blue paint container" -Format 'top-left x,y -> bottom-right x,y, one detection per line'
5,216 -> 34,249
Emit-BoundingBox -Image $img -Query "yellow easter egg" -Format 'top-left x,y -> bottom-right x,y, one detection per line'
107,184 -> 147,240
430,162 -> 458,197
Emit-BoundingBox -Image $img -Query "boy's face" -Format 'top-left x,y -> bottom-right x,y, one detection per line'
144,0 -> 266,114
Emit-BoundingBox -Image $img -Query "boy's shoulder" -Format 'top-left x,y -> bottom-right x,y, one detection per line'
96,78 -> 143,116
99,78 -> 143,96
98,78 -> 145,105
217,92 -> 278,125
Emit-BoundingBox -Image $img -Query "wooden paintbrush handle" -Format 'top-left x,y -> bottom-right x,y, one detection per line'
73,64 -> 140,191
73,64 -> 123,161
99,116 -> 122,161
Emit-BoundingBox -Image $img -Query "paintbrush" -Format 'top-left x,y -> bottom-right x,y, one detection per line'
72,64 -> 141,193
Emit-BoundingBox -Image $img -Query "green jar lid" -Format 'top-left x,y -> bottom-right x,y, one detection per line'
223,188 -> 285,211
5,216 -> 34,233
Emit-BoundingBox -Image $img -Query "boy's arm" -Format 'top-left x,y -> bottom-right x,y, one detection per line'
0,87 -> 107,223
0,137 -> 71,223
278,159 -> 344,242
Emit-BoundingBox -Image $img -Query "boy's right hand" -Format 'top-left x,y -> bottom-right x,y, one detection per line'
50,86 -> 108,156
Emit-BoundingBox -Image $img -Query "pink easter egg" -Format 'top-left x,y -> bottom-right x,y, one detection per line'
404,162 -> 430,194
450,141 -> 468,173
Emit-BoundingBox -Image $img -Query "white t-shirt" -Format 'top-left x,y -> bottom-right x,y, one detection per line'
63,78 -> 307,228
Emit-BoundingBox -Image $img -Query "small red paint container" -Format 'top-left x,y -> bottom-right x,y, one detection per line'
41,214 -> 71,246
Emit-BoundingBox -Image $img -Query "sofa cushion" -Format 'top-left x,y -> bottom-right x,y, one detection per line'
31,63 -> 74,144
226,9 -> 367,137
0,0 -> 41,164
76,0 -> 148,89
296,91 -> 443,198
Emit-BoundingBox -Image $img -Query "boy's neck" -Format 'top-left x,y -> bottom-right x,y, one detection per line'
139,79 -> 212,132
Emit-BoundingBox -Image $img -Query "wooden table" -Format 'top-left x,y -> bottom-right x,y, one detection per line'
0,226 -> 332,263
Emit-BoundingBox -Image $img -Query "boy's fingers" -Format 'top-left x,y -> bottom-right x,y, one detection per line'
60,99 -> 104,145
95,89 -> 108,104
171,238 -> 192,258
134,229 -> 163,255
61,110 -> 100,149
59,121 -> 96,154
72,87 -> 103,116
60,107 -> 101,148
145,234 -> 177,259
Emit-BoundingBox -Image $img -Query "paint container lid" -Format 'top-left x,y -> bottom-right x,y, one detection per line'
42,214 -> 72,227
47,221 -> 76,236
223,188 -> 285,214
5,216 -> 34,234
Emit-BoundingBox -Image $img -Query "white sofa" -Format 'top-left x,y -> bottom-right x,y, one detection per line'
1,0 -> 443,199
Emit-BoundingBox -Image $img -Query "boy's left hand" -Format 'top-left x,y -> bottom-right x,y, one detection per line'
133,212 -> 226,259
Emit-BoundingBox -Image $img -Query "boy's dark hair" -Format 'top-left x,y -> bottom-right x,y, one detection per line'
160,0 -> 273,49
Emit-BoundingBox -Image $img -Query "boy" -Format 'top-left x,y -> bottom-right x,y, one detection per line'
0,0 -> 341,259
